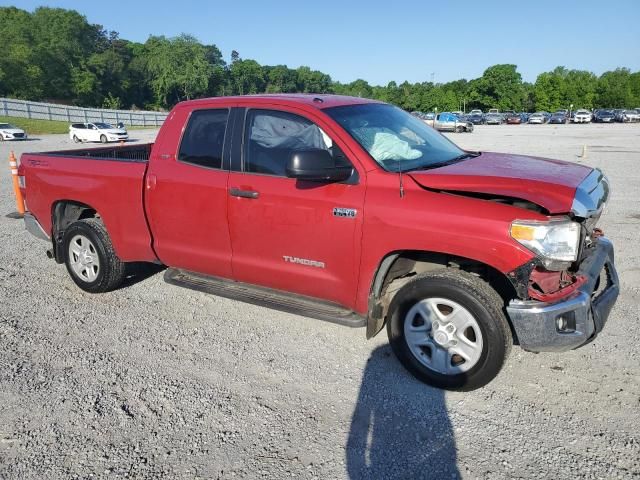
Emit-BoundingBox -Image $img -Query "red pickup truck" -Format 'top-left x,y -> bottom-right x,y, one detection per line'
19,94 -> 619,390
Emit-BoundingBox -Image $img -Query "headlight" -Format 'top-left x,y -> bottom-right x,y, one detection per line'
510,218 -> 581,269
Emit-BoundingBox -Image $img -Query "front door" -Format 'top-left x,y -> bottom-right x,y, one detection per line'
227,107 -> 366,308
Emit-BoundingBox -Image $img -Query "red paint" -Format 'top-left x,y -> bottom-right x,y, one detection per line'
20,94 -> 595,315
408,152 -> 591,214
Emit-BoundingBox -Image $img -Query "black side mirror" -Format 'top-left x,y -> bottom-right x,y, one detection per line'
286,149 -> 353,182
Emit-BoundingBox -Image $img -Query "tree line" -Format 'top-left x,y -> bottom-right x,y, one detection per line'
2,6 -> 639,113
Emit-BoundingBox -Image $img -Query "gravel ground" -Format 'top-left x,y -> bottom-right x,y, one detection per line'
0,124 -> 639,479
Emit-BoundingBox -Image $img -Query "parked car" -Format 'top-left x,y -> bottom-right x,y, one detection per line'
69,122 -> 129,143
468,113 -> 485,125
488,108 -> 499,114
18,94 -> 618,391
616,110 -> 640,122
572,110 -> 592,123
469,109 -> 483,115
0,123 -> 28,141
555,109 -> 569,118
485,113 -> 503,125
505,113 -> 522,124
527,112 -> 546,124
549,112 -> 568,124
593,110 -> 616,123
433,112 -> 474,132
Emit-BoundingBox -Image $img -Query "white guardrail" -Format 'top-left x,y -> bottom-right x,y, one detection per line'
0,98 -> 168,127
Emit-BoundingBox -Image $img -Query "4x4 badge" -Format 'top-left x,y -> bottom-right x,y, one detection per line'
333,207 -> 357,218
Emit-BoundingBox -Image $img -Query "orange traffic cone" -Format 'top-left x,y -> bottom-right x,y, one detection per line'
7,151 -> 25,219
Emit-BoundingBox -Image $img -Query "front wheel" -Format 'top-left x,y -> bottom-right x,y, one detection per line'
73,135 -> 80,143
455,125 -> 464,133
63,218 -> 126,293
387,270 -> 512,391
100,134 -> 107,143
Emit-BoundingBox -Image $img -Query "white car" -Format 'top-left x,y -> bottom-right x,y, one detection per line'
619,110 -> 640,122
69,122 -> 129,143
528,113 -> 545,124
572,110 -> 592,123
0,123 -> 27,141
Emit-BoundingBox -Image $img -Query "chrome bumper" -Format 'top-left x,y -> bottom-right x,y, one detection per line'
506,237 -> 619,353
24,212 -> 50,241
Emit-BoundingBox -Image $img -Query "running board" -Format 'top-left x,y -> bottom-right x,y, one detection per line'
164,268 -> 366,328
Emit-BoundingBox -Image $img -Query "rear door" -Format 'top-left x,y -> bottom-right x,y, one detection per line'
226,106 -> 366,308
145,107 -> 235,278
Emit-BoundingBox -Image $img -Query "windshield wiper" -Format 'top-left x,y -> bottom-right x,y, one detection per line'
403,151 -> 481,172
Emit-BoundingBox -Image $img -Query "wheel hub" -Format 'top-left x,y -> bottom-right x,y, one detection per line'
432,322 -> 456,346
80,250 -> 94,266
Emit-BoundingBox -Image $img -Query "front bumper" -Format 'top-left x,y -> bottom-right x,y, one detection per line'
506,237 -> 619,352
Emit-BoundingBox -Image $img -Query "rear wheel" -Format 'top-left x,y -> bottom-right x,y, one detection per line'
387,270 -> 512,391
63,218 -> 126,293
100,134 -> 107,143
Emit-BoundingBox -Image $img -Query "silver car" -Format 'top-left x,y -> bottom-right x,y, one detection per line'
528,113 -> 546,124
431,112 -> 474,132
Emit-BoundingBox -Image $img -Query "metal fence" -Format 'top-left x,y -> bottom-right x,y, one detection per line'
0,98 -> 168,127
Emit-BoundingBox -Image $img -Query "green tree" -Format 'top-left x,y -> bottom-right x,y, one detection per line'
475,64 -> 525,111
144,34 -> 213,107
229,59 -> 265,95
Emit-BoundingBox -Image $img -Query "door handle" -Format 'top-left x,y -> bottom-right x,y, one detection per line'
229,187 -> 259,199
146,174 -> 157,191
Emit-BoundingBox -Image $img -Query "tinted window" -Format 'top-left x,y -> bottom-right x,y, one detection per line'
244,109 -> 341,176
178,109 -> 229,169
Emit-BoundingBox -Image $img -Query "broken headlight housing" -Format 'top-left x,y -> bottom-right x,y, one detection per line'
510,218 -> 581,270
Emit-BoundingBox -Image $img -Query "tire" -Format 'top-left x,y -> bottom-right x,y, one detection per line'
63,218 -> 126,293
386,269 -> 512,391
455,126 -> 464,133
73,135 -> 80,143
100,134 -> 108,143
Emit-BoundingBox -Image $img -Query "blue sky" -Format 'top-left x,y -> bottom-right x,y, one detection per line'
7,0 -> 640,85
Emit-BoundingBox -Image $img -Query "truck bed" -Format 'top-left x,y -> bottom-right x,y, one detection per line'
36,143 -> 153,163
20,144 -> 157,262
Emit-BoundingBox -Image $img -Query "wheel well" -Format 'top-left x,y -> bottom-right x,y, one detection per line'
367,251 -> 517,338
51,201 -> 100,263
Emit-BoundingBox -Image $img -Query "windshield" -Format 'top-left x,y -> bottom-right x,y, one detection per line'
325,103 -> 466,172
94,122 -> 113,129
0,123 -> 16,129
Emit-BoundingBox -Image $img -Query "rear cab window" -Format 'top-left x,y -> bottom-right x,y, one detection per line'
178,109 -> 229,169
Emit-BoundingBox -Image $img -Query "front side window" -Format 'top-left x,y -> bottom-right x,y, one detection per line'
243,109 -> 346,176
326,103 -> 466,172
178,109 -> 229,169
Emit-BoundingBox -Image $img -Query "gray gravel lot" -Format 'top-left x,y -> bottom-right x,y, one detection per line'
1,124 -> 639,479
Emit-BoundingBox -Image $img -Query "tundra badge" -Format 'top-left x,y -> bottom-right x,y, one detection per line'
283,256 -> 326,269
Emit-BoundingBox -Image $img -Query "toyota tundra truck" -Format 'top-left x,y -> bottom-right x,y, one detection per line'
18,94 -> 619,391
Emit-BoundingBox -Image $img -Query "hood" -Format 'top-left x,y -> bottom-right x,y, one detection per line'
1,128 -> 24,134
103,129 -> 127,134
408,152 -> 592,214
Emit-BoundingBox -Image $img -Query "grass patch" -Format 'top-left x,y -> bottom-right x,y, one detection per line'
0,116 -> 159,135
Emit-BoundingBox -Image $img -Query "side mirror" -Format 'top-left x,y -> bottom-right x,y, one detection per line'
286,149 -> 353,182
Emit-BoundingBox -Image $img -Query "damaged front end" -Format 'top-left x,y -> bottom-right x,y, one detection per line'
505,169 -> 619,352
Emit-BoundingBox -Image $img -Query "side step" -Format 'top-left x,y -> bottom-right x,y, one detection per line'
164,268 -> 366,328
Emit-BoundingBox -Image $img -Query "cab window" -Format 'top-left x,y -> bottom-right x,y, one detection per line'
243,109 -> 350,177
178,109 -> 229,169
